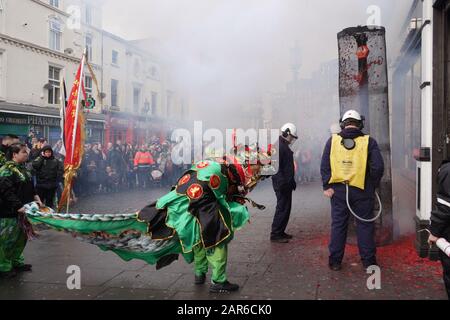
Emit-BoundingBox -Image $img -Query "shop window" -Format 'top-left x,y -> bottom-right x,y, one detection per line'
398,51 -> 421,175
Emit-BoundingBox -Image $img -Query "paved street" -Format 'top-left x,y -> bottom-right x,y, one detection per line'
0,181 -> 447,300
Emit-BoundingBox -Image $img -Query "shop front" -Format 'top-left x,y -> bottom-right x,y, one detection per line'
0,111 -> 61,144
105,112 -> 168,147
0,103 -> 106,146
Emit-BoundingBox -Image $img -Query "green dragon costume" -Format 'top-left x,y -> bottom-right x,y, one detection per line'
0,161 -> 36,273
25,152 -> 271,285
0,149 -> 7,168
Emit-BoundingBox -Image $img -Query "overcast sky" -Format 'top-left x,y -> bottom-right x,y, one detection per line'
101,0 -> 413,121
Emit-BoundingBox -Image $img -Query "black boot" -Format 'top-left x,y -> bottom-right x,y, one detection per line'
329,262 -> 342,271
194,273 -> 206,285
209,280 -> 239,293
362,258 -> 378,269
270,237 -> 289,243
14,264 -> 32,272
0,269 -> 18,278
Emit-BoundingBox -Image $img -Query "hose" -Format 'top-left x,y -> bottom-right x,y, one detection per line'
345,182 -> 382,223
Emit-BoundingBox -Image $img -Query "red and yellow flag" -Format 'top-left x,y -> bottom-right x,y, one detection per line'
58,55 -> 86,211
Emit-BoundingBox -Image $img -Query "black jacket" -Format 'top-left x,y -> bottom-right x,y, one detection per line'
29,147 -> 41,161
320,128 -> 384,193
0,162 -> 36,218
32,149 -> 64,189
430,161 -> 450,240
272,136 -> 296,192
107,149 -> 126,173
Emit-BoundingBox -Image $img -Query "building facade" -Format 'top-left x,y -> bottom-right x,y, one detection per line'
0,0 -> 188,146
392,0 -> 450,257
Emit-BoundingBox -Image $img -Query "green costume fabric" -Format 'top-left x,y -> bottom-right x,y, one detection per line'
0,161 -> 32,181
193,243 -> 228,283
155,160 -> 250,253
25,207 -> 192,265
24,160 -> 250,272
0,218 -> 27,272
0,150 -> 6,168
0,161 -> 33,272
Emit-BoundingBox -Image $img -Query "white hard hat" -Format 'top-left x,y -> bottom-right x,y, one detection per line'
341,110 -> 362,122
281,123 -> 298,139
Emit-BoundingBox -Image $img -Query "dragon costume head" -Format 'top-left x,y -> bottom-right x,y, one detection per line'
205,144 -> 274,196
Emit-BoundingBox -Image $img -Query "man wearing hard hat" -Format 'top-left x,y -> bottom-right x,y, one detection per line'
320,110 -> 384,271
270,123 -> 298,243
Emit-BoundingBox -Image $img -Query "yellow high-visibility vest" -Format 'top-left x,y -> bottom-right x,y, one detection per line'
328,134 -> 369,190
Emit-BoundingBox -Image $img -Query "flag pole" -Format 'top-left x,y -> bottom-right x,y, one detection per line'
66,189 -> 70,213
71,49 -> 86,163
66,49 -> 86,213
59,77 -> 69,213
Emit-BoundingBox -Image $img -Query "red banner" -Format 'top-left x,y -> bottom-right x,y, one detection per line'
64,64 -> 85,166
58,58 -> 86,211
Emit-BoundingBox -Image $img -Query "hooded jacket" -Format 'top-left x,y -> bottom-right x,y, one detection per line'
32,145 -> 64,189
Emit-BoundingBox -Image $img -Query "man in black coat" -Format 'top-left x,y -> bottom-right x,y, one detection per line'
271,123 -> 298,243
428,160 -> 450,299
32,145 -> 64,207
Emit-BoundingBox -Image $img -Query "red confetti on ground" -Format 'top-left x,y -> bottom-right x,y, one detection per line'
304,233 -> 442,277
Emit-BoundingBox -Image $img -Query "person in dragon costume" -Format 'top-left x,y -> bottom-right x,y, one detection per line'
0,143 -> 43,278
25,145 -> 272,293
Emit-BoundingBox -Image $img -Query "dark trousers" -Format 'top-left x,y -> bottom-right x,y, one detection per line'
271,189 -> 292,239
329,187 -> 376,266
440,250 -> 450,299
37,187 -> 57,207
137,167 -> 150,188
